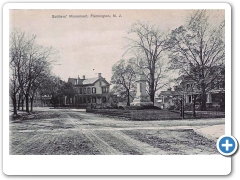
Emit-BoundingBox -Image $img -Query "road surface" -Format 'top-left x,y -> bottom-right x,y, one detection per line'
9,108 -> 224,155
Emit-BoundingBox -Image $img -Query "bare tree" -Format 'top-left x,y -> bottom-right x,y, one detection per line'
23,43 -> 53,113
111,59 -> 136,106
166,10 -> 225,110
9,29 -> 33,115
9,66 -> 20,115
125,21 -> 169,104
9,29 -> 55,114
28,68 -> 52,112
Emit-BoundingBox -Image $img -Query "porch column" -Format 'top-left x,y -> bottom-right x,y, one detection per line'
207,93 -> 212,103
64,96 -> 67,105
186,95 -> 189,103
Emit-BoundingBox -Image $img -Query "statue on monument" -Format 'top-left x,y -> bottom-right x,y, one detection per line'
131,60 -> 153,106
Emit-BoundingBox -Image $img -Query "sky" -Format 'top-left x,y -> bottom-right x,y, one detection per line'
9,9 -> 224,86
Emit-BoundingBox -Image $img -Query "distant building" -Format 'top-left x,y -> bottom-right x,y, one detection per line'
33,94 -> 52,107
177,74 -> 225,109
68,73 -> 111,107
156,88 -> 179,109
157,73 -> 225,110
32,79 -> 63,107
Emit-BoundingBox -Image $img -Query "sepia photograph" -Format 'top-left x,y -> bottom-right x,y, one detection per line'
8,7 -> 226,156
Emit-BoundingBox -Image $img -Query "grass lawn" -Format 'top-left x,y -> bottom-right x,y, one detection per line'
88,109 -> 224,120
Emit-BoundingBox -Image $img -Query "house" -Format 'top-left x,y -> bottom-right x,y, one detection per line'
68,73 -> 111,107
158,73 -> 225,110
156,88 -> 180,109
32,94 -> 52,107
177,75 -> 225,108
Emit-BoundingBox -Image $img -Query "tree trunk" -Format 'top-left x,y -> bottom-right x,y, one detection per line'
25,93 -> 30,113
53,96 -> 56,108
17,93 -> 21,110
201,83 -> 207,111
21,98 -> 24,111
180,99 -> 182,117
201,92 -> 206,111
127,90 -> 130,106
12,95 -> 17,115
192,94 -> 196,118
182,95 -> 184,119
30,97 -> 34,112
149,73 -> 155,105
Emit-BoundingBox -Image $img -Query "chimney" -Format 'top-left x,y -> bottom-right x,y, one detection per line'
83,75 -> 85,79
98,73 -> 102,78
77,75 -> 79,84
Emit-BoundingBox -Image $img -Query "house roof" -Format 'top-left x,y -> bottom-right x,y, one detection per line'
68,76 -> 110,86
82,77 -> 99,85
68,78 -> 77,85
159,90 -> 179,97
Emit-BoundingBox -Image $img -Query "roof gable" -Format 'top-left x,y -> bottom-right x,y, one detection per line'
82,77 -> 99,85
68,78 -> 77,85
68,76 -> 110,86
83,77 -> 110,86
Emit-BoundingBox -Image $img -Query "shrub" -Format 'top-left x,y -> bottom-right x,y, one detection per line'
167,105 -> 175,110
125,105 -> 160,110
118,106 -> 125,110
184,103 -> 193,111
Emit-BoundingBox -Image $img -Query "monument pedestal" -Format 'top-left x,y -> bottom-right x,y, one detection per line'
131,72 -> 153,106
131,96 -> 153,106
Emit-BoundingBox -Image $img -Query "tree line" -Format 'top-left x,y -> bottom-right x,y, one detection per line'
111,10 -> 225,110
9,29 -> 60,115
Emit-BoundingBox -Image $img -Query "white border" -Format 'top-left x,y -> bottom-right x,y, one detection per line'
3,3 -> 231,175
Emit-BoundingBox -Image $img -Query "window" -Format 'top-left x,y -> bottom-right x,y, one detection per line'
102,96 -> 107,103
80,88 -> 82,94
83,88 -> 86,94
102,87 -> 108,93
92,97 -> 96,103
83,97 -> 86,103
87,87 -> 91,94
189,96 -> 192,103
92,87 -> 96,93
87,97 -> 91,103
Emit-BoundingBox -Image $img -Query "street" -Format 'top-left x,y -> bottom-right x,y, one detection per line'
10,108 -> 224,155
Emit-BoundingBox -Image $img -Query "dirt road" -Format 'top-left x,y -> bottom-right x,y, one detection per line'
9,108 -> 224,155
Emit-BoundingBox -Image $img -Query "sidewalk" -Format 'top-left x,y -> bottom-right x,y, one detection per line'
194,124 -> 225,141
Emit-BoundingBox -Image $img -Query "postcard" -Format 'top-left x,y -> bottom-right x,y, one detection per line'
3,2 -> 232,175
